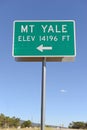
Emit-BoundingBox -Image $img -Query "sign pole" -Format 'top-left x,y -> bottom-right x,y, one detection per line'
41,57 -> 46,130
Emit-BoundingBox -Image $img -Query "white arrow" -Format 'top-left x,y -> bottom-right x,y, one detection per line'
37,44 -> 52,52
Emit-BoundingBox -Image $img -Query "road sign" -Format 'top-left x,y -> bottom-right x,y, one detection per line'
12,20 -> 76,61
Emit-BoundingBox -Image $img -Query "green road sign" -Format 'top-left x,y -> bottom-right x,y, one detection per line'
12,20 -> 76,61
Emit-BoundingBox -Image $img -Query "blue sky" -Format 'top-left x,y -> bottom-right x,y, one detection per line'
0,0 -> 87,127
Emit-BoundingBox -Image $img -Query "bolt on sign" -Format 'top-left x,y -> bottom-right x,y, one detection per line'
12,20 -> 76,62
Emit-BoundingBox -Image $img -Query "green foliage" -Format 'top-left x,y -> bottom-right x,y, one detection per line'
69,121 -> 87,129
46,125 -> 50,127
0,113 -> 20,128
0,113 -> 32,128
21,120 -> 31,128
0,114 -> 5,128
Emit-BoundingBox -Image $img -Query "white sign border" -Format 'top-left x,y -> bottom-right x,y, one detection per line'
12,20 -> 76,60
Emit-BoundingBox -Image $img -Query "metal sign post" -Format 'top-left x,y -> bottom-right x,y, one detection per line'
41,57 -> 46,130
12,20 -> 76,130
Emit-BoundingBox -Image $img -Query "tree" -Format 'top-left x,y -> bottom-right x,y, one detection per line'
69,121 -> 85,129
21,120 -> 31,128
0,114 -> 20,128
0,113 -> 6,128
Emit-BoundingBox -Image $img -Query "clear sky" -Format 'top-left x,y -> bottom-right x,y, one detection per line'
0,0 -> 87,127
